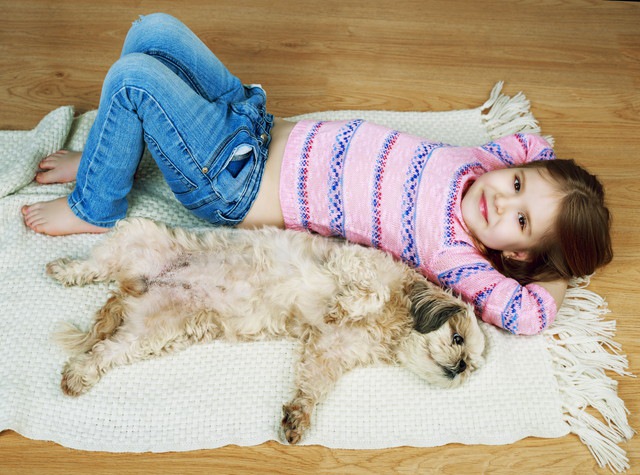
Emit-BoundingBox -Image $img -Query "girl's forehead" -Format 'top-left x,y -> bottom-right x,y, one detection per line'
521,167 -> 563,195
521,168 -> 564,239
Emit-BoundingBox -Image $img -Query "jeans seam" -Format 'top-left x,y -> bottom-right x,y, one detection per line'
144,132 -> 197,193
73,92 -> 128,226
145,50 -> 205,98
125,84 -> 200,171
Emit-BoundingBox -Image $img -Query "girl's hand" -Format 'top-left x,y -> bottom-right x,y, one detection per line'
532,278 -> 569,309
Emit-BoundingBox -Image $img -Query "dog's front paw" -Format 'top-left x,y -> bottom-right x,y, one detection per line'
60,358 -> 99,397
281,403 -> 311,444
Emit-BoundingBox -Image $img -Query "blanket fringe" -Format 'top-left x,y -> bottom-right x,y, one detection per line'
481,81 -> 555,146
546,277 -> 635,473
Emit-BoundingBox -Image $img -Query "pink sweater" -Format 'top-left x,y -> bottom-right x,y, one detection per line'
279,120 -> 557,335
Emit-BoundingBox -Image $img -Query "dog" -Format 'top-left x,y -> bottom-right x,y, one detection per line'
48,218 -> 485,444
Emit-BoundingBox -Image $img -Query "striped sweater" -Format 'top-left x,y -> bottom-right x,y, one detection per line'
279,119 -> 557,335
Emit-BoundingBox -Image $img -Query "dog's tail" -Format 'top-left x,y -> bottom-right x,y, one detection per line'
53,293 -> 127,355
52,321 -> 96,355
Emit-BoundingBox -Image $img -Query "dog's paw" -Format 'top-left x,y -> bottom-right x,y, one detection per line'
46,258 -> 78,286
60,359 -> 98,397
281,403 -> 311,445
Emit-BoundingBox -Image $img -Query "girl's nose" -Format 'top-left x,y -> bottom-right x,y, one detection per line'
495,194 -> 518,215
494,194 -> 506,214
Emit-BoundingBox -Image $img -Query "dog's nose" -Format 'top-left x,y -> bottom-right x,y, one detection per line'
455,360 -> 467,374
444,360 -> 468,379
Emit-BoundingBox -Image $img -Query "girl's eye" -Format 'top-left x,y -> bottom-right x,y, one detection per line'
518,213 -> 527,230
514,176 -> 521,192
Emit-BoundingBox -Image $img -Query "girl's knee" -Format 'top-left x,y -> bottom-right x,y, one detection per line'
132,12 -> 179,28
122,13 -> 184,56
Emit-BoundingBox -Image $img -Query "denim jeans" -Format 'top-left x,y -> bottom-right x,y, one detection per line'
69,13 -> 274,227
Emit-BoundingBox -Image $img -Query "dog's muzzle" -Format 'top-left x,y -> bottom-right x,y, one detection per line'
445,360 -> 467,379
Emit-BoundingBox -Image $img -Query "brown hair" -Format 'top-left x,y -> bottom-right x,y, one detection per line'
484,159 -> 613,285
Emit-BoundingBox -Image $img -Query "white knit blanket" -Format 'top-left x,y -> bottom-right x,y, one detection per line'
0,83 -> 633,472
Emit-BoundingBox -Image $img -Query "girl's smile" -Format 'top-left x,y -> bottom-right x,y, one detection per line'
479,192 -> 488,223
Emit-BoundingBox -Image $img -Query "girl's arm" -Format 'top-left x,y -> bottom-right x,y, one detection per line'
435,249 -> 565,335
531,278 -> 569,310
484,133 -> 555,166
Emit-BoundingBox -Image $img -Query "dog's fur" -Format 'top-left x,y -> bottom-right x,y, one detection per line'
49,218 -> 485,444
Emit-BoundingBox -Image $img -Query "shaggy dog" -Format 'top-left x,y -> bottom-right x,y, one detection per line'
48,218 -> 485,444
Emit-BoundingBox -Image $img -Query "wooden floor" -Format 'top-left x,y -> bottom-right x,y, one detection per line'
1,1 -> 638,473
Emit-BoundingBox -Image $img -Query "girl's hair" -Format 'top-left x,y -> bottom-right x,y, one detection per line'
485,159 -> 613,285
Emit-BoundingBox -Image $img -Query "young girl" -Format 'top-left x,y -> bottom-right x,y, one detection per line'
22,13 -> 612,336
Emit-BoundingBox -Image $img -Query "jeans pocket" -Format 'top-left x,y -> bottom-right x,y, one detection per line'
212,145 -> 258,205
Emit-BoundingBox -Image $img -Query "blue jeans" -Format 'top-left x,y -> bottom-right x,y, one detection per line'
69,13 -> 274,227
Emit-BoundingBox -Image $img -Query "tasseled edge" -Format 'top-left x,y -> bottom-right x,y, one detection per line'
480,81 -> 555,146
545,277 -> 635,473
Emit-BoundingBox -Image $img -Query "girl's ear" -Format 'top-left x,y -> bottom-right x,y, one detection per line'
503,250 -> 531,262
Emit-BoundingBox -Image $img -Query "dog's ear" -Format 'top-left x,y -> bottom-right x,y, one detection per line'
410,280 -> 462,334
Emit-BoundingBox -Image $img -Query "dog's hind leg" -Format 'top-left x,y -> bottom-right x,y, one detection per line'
46,255 -> 113,287
60,330 -> 137,397
282,328 -> 368,444
60,313 -> 221,397
60,291 -> 222,396
60,322 -> 164,397
59,288 -> 148,396
45,233 -> 134,287
46,218 -> 183,287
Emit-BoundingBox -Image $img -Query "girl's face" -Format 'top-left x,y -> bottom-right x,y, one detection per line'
461,167 -> 562,260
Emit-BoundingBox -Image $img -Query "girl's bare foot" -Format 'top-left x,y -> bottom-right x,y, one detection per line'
35,150 -> 82,184
21,197 -> 110,236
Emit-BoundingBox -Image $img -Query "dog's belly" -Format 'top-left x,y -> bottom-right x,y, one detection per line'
144,253 -> 313,340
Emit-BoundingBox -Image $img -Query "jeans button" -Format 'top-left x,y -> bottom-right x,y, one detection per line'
260,133 -> 268,141
202,167 -> 208,173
